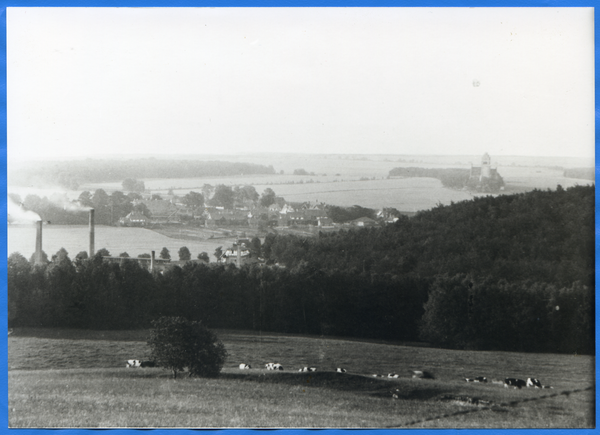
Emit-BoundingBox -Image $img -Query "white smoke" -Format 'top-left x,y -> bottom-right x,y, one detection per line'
7,196 -> 41,223
48,193 -> 92,212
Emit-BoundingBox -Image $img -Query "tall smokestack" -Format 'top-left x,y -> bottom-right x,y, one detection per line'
89,209 -> 95,257
35,220 -> 43,264
237,243 -> 241,267
151,250 -> 155,272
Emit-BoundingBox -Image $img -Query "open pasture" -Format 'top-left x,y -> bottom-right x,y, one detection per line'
7,224 -> 226,260
8,328 -> 595,428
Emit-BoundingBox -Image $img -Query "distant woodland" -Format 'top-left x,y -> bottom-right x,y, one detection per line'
563,167 -> 595,181
8,185 -> 594,354
389,166 -> 505,192
10,159 -> 276,189
389,167 -> 471,189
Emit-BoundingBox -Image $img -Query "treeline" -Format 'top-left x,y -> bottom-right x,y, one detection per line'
564,167 -> 595,181
11,159 -> 276,190
8,253 -> 429,342
263,185 -> 594,288
389,167 -> 471,189
7,251 -> 592,354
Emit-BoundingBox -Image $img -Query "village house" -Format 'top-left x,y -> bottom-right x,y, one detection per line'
118,211 -> 149,227
142,199 -> 189,224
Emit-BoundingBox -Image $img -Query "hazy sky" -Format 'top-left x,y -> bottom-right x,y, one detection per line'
7,7 -> 595,162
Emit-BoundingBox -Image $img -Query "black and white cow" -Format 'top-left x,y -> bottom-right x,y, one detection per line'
526,377 -> 542,388
298,367 -> 317,372
239,363 -> 251,369
388,373 -> 399,378
265,363 -> 283,371
336,368 -> 347,373
504,378 -> 527,389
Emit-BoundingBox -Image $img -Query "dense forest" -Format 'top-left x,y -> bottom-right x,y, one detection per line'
10,159 -> 276,190
8,185 -> 594,354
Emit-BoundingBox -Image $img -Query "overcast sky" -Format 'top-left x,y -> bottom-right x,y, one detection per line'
7,7 -> 595,162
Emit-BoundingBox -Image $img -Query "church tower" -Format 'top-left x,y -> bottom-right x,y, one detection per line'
480,152 -> 491,180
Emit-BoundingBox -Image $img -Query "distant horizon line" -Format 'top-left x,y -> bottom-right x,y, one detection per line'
9,151 -> 595,163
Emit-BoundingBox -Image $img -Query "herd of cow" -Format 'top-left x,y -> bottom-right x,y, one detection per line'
465,376 -> 553,389
126,359 -> 551,390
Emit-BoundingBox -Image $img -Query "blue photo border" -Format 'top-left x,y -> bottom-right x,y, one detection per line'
0,1 -> 596,435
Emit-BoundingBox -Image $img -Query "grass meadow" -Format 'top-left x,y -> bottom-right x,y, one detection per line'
8,328 -> 595,428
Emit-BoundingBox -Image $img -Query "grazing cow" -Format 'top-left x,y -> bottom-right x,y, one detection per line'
336,368 -> 347,373
388,373 -> 399,378
239,363 -> 251,369
298,367 -> 317,372
526,378 -> 542,388
266,363 -> 283,371
504,378 -> 527,389
412,370 -> 434,379
465,377 -> 487,383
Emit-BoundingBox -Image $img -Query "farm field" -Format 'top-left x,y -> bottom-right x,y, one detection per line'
75,161 -> 590,211
8,328 -> 595,428
7,224 -> 227,260
9,154 -> 593,214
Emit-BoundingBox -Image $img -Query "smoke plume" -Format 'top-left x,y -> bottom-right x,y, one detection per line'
7,197 -> 41,223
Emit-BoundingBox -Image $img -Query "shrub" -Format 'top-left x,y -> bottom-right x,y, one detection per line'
147,316 -> 227,378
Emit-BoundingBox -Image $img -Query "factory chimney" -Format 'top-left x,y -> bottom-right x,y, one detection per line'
89,209 -> 95,257
237,242 -> 241,267
35,220 -> 43,264
151,250 -> 155,272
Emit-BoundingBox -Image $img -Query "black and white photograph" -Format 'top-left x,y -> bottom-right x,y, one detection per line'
6,6 -> 595,428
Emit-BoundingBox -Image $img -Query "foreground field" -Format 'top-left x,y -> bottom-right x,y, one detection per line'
8,328 -> 595,428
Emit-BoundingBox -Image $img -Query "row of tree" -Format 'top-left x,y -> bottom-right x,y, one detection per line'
11,159 -> 276,190
7,250 -> 593,354
389,166 -> 506,192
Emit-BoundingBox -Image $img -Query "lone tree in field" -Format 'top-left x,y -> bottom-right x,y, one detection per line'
148,316 -> 227,379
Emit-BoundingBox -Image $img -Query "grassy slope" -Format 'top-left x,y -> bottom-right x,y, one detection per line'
8,328 -> 595,428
